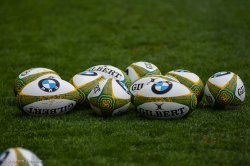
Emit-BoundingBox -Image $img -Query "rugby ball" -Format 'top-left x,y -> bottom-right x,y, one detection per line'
205,71 -> 245,108
88,78 -> 131,116
167,69 -> 204,103
14,67 -> 60,95
86,65 -> 132,88
130,75 -> 179,98
16,78 -> 83,115
125,61 -> 162,82
0,147 -> 43,166
70,71 -> 105,104
132,78 -> 197,119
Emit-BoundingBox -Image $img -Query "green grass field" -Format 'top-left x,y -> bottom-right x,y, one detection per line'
0,0 -> 250,165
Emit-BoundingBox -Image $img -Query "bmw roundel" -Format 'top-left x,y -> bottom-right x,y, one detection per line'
211,71 -> 231,78
79,71 -> 98,76
151,81 -> 173,94
38,78 -> 60,92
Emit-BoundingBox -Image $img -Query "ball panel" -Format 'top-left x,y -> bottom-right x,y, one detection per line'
112,80 -> 130,99
22,99 -> 76,115
17,89 -> 82,109
235,76 -> 245,102
21,79 -> 76,96
133,61 -> 159,72
72,72 -> 103,88
112,103 -> 130,116
208,71 -> 234,87
15,71 -> 58,95
204,84 -> 215,106
18,68 -> 53,79
137,102 -> 190,119
125,66 -> 139,83
130,63 -> 161,78
87,65 -> 125,80
168,70 -> 200,83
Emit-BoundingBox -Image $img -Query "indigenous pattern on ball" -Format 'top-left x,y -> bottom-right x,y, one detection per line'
125,61 -> 161,82
205,71 -> 245,108
167,69 -> 204,104
88,78 -> 131,116
86,65 -> 132,88
14,67 -> 60,95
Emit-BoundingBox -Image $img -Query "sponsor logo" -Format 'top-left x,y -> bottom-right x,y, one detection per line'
38,78 -> 60,92
131,83 -> 144,91
0,151 -> 9,165
88,66 -> 122,79
151,81 -> 173,94
147,78 -> 157,85
155,103 -> 163,110
27,103 -> 74,115
174,69 -> 190,73
144,62 -> 153,69
238,85 -> 245,96
79,71 -> 98,76
211,71 -> 231,78
116,80 -> 130,94
138,107 -> 186,118
20,69 -> 32,77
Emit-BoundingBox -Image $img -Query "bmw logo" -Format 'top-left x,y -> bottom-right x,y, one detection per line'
38,78 -> 60,92
211,71 -> 231,78
79,71 -> 98,76
151,81 -> 173,94
174,69 -> 190,73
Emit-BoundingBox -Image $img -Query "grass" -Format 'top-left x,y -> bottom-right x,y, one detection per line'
0,0 -> 250,165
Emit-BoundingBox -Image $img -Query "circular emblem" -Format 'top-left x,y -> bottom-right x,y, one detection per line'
151,81 -> 173,94
38,78 -> 60,92
79,71 -> 98,76
211,71 -> 231,78
175,69 -> 190,73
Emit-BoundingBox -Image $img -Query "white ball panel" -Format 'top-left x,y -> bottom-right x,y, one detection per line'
72,73 -> 102,87
112,80 -> 131,99
204,84 -> 215,106
126,66 -> 139,83
23,99 -> 76,115
17,148 -> 43,166
137,102 -> 189,119
133,61 -> 158,72
208,72 -> 234,87
112,103 -> 130,116
235,76 -> 245,102
21,79 -> 75,96
0,149 -> 17,166
19,68 -> 54,79
168,70 -> 200,83
136,81 -> 191,98
87,79 -> 107,99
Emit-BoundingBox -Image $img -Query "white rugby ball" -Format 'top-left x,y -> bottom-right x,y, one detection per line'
0,147 -> 43,166
88,78 -> 131,116
16,78 -> 83,115
205,71 -> 245,108
125,61 -> 161,82
86,65 -> 132,88
14,67 -> 60,95
132,78 -> 197,119
70,71 -> 105,104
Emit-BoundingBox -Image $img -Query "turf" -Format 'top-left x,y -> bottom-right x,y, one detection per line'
0,0 -> 250,165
